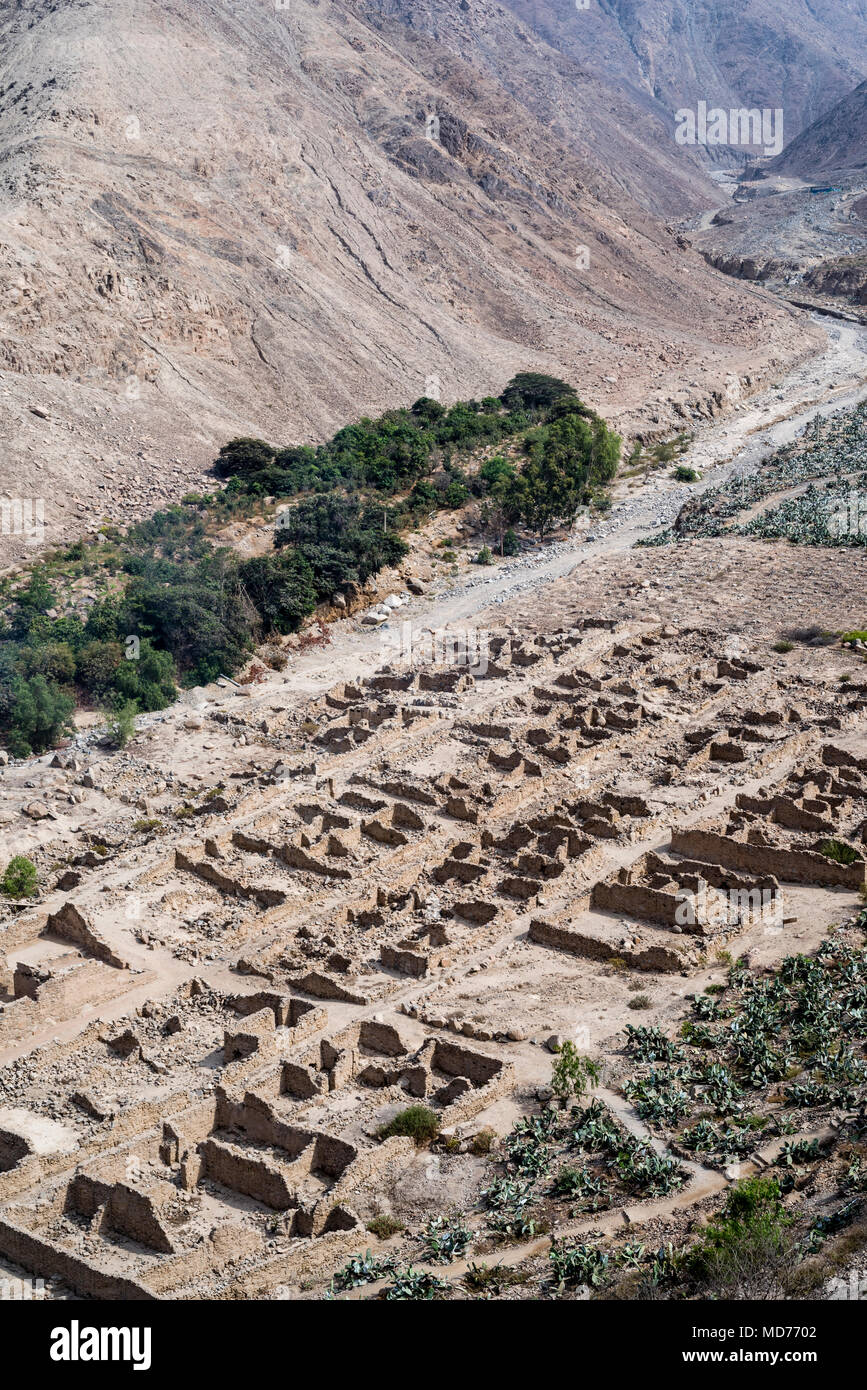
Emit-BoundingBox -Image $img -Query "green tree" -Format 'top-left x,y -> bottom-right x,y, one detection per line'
443,479 -> 469,508
411,396 -> 446,423
83,595 -> 124,642
121,552 -> 251,683
502,527 -> 519,556
7,674 -> 75,756
18,641 -> 76,685
409,479 -> 439,512
500,372 -> 578,412
518,455 -> 577,539
213,437 -> 275,479
112,639 -> 177,711
479,456 -> 516,491
75,641 -> 124,696
1,855 -> 38,899
9,572 -> 56,640
240,551 -> 318,635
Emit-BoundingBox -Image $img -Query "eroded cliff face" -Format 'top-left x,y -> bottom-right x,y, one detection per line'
803,261 -> 867,306
0,0 -> 819,550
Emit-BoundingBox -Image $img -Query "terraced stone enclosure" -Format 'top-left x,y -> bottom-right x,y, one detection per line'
1,574 -> 866,1301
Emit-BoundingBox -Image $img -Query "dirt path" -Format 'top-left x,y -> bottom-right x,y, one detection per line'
338,1104 -> 847,1300
200,309 -> 867,717
337,1104 -> 841,1300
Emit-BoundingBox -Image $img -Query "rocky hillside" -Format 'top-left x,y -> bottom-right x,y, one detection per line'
769,79 -> 867,176
505,0 -> 867,156
0,0 -> 826,553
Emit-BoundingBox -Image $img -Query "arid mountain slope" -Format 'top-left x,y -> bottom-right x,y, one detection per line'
689,76 -> 867,315
768,79 -> 867,176
0,0 -> 820,553
504,0 -> 867,156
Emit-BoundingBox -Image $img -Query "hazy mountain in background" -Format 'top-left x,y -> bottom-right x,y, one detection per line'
502,0 -> 867,161
767,79 -> 867,176
0,0 -> 831,547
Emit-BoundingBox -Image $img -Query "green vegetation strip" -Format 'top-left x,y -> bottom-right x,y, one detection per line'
0,373 -> 620,757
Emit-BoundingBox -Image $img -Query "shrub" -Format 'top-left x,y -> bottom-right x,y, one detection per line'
111,639 -> 177,711
409,479 -> 439,511
443,479 -> 469,508
551,1041 -> 601,1101
376,1105 -> 440,1146
240,550 -> 317,635
502,528 -> 519,556
628,994 -> 651,1010
772,640 -> 794,653
366,1214 -> 404,1240
475,545 -> 493,566
672,464 -> 700,482
104,699 -> 137,749
470,1128 -> 496,1156
781,626 -> 837,647
691,1177 -> 794,1298
5,674 -> 75,756
1,855 -> 38,899
818,838 -> 861,866
75,640 -> 124,695
479,456 -> 515,490
274,496 -> 408,596
121,557 -> 251,685
17,641 -> 76,685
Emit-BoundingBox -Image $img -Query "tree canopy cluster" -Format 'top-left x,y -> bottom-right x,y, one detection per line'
213,373 -> 620,542
0,374 -> 620,757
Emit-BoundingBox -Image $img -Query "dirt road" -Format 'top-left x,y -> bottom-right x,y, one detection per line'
232,309 -> 867,707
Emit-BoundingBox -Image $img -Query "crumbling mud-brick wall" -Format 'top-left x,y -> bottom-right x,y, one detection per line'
671,826 -> 866,889
0,1215 -> 156,1300
67,1172 -> 176,1254
45,902 -> 129,969
528,917 -> 684,973
197,1137 -> 298,1210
